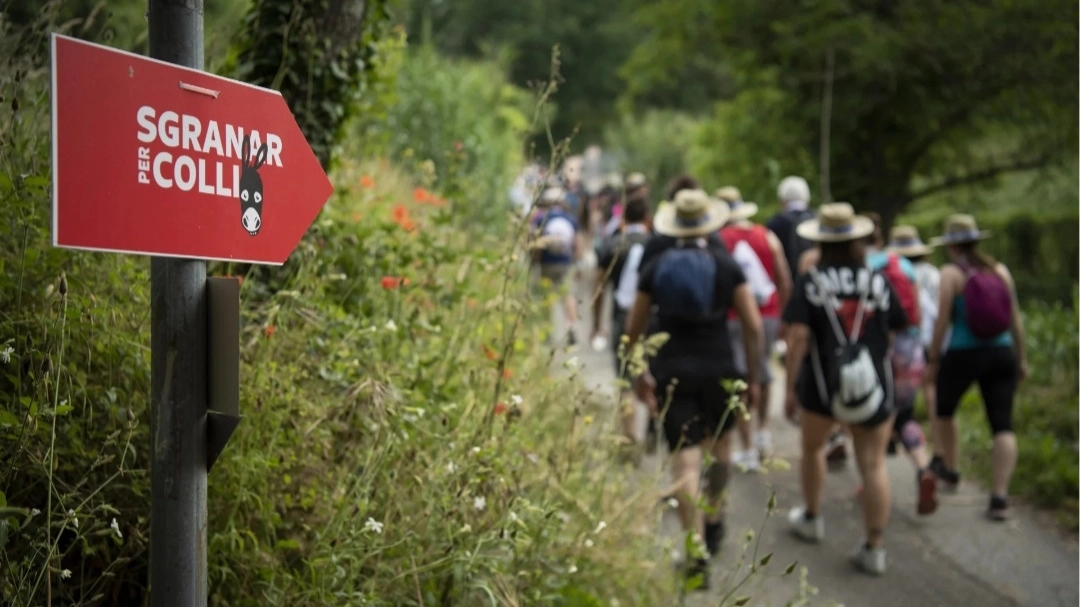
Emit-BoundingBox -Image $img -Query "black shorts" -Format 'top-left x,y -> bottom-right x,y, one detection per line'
653,372 -> 738,451
936,346 -> 1018,435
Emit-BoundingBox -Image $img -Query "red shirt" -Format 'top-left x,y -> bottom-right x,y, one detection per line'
720,223 -> 780,318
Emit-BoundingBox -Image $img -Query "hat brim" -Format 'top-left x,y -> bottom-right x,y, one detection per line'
795,216 -> 875,242
653,199 -> 730,238
928,231 -> 991,246
727,202 -> 759,221
887,243 -> 935,257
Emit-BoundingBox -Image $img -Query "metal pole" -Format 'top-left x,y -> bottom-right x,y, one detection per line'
148,1 -> 207,605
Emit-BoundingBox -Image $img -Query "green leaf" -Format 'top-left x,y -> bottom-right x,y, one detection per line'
758,552 -> 773,567
784,561 -> 798,575
54,405 -> 74,416
733,597 -> 751,606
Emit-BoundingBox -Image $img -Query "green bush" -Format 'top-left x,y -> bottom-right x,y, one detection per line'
601,109 -> 702,200
0,17 -> 682,606
954,297 -> 1079,529
348,39 -> 534,228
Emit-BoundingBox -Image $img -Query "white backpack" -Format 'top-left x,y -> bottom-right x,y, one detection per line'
731,239 -> 777,306
810,269 -> 885,424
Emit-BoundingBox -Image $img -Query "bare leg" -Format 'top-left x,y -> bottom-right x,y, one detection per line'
671,446 -> 705,539
706,431 -> 735,522
852,418 -> 894,548
991,431 -> 1018,498
799,411 -> 833,515
934,417 -> 960,472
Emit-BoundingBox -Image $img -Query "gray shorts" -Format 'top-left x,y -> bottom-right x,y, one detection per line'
727,317 -> 780,385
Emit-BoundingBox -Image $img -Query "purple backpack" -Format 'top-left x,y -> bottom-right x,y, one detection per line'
963,264 -> 1013,339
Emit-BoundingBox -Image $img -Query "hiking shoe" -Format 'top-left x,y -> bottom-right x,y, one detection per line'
704,520 -> 725,556
929,457 -> 960,492
741,449 -> 761,473
566,330 -> 577,347
987,495 -> 1010,522
851,543 -> 887,576
917,469 -> 939,515
788,507 -> 825,543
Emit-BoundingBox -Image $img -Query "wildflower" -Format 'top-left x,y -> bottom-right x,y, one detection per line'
511,394 -> 523,406
351,212 -> 363,223
381,276 -> 409,290
364,518 -> 384,534
564,356 -> 580,370
60,569 -> 72,579
567,564 -> 578,574
501,368 -> 513,379
446,461 -> 457,474
483,345 -> 498,360
412,187 -> 431,204
471,446 -> 481,454
110,518 -> 122,539
391,204 -> 417,232
262,325 -> 276,338
0,345 -> 12,364
385,320 -> 398,332
583,415 -> 594,426
30,508 -> 40,517
494,402 -> 507,415
508,511 -> 518,523
359,175 -> 375,189
593,521 -> 607,534
473,496 -> 487,512
584,539 -> 594,548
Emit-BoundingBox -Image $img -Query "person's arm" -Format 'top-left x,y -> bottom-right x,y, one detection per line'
625,292 -> 658,413
766,229 -> 793,312
784,324 -> 810,422
999,264 -> 1028,381
927,265 -> 959,369
732,283 -> 763,410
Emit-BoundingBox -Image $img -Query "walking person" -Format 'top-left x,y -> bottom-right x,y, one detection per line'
926,214 -> 1027,521
887,226 -> 944,474
783,203 -> 907,576
865,219 -> 939,515
529,187 -> 581,346
592,196 -> 654,453
625,189 -> 763,589
717,186 -> 793,470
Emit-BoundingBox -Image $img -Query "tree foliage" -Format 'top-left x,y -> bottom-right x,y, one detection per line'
625,0 -> 1079,225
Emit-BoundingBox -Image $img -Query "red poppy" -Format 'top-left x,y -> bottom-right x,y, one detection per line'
262,325 -> 276,338
391,204 -> 417,232
494,402 -> 507,415
502,368 -> 513,379
381,276 -> 409,289
412,187 -> 431,203
483,346 -> 498,360
360,175 -> 375,189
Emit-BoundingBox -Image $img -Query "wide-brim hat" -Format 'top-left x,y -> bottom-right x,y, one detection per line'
795,202 -> 875,242
626,172 -> 648,189
536,186 -> 566,207
929,214 -> 991,246
715,187 -> 759,221
653,189 -> 730,238
887,225 -> 935,257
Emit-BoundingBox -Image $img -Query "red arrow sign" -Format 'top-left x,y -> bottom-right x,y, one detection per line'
50,34 -> 334,265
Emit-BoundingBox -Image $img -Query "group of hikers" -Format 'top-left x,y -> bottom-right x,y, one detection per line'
523,166 -> 1027,589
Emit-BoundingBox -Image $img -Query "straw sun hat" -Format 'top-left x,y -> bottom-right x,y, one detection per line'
715,186 -> 759,221
626,172 -> 648,189
795,202 -> 875,242
887,225 -> 935,257
929,214 -> 991,246
653,189 -> 730,238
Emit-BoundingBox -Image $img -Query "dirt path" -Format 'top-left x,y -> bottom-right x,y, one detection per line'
558,276 -> 1078,606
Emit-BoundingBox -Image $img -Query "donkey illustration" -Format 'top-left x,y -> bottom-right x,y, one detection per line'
239,135 -> 269,236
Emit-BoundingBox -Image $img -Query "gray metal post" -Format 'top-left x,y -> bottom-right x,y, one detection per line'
148,1 -> 207,605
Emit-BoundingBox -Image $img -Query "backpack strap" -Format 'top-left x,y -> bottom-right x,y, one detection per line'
809,267 -> 871,344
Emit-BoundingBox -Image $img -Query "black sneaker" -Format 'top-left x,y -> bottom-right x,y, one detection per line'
566,330 -> 577,346
684,557 -> 710,591
705,520 -> 725,556
929,456 -> 960,491
987,495 -> 1010,521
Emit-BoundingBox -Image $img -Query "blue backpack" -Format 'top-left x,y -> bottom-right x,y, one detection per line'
652,244 -> 721,321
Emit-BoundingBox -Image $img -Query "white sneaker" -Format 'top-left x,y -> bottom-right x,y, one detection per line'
731,449 -> 748,467
754,430 -> 773,456
741,449 -> 761,473
851,543 -> 887,576
787,507 -> 825,543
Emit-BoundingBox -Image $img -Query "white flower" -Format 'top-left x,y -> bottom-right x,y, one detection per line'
471,446 -> 481,454
67,509 -> 78,529
584,539 -> 594,548
446,461 -> 457,474
109,518 -> 122,539
593,521 -> 607,534
385,319 -> 398,332
473,496 -> 487,512
363,517 -> 384,534
29,508 -> 40,517
510,394 -> 523,406
567,564 -> 578,574
60,569 -> 72,579
564,356 -> 580,370
508,511 -> 518,523
0,346 -> 13,364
